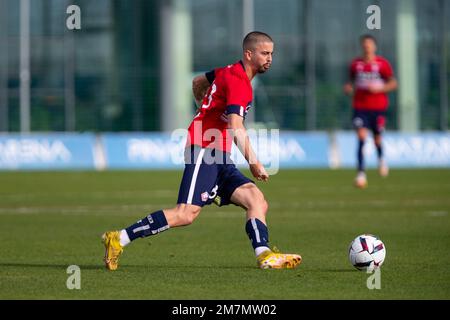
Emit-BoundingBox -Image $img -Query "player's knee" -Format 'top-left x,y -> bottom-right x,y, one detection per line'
178,205 -> 201,226
182,214 -> 195,226
357,129 -> 367,140
259,198 -> 269,215
374,135 -> 382,146
248,189 -> 268,214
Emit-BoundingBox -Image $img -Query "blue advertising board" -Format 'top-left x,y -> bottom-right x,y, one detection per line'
102,132 -> 186,169
101,131 -> 330,170
1,131 -> 448,171
336,131 -> 450,168
0,133 -> 96,170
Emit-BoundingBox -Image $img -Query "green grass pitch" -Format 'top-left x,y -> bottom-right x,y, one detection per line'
0,169 -> 449,299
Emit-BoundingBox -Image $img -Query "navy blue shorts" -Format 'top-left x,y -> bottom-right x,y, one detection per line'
352,110 -> 386,135
177,146 -> 254,207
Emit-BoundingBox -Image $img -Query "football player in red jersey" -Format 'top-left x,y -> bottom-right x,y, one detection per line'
102,32 -> 302,270
344,34 -> 397,188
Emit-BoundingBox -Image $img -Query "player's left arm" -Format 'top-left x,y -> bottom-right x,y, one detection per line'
228,114 -> 269,182
381,77 -> 398,93
225,75 -> 268,181
367,76 -> 397,94
368,59 -> 398,93
368,76 -> 397,94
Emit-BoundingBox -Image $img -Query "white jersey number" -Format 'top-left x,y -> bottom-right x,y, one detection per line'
202,83 -> 217,109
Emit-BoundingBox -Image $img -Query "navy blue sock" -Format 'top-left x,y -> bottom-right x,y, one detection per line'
376,143 -> 383,159
245,218 -> 269,249
357,139 -> 365,172
125,210 -> 169,241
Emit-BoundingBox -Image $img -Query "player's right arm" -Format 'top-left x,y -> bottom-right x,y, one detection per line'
192,69 -> 215,108
343,82 -> 354,96
228,114 -> 269,182
344,61 -> 355,96
344,82 -> 353,96
192,74 -> 211,107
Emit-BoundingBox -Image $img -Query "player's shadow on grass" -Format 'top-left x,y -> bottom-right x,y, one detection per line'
1,262 -> 353,272
138,264 -> 257,270
0,262 -> 103,270
0,262 -> 259,271
313,268 -> 355,273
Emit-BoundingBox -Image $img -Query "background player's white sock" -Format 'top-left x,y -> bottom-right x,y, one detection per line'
255,246 -> 271,257
119,229 -> 131,247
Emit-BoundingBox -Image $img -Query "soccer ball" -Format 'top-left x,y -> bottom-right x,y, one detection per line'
348,234 -> 386,271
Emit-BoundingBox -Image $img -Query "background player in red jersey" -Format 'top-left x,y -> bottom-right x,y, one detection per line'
343,34 -> 397,188
101,32 -> 302,270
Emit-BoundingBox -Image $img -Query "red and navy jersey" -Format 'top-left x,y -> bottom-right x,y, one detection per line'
187,60 -> 252,153
349,56 -> 394,111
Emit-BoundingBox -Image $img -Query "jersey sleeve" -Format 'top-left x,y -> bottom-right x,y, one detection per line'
224,76 -> 251,118
205,69 -> 216,84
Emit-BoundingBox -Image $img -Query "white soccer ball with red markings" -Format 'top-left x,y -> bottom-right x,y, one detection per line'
348,234 -> 386,272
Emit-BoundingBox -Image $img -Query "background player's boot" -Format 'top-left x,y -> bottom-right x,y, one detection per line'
379,159 -> 389,177
354,171 -> 368,188
102,231 -> 124,271
257,248 -> 302,269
